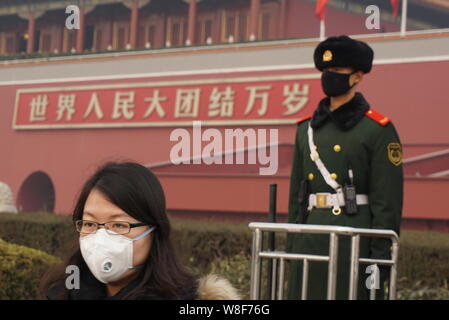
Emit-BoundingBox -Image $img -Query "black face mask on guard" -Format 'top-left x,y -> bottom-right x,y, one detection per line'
321,70 -> 357,97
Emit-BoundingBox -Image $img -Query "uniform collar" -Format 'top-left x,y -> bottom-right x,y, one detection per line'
310,92 -> 370,130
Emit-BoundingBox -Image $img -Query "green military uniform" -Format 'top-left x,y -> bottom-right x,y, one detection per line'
286,36 -> 403,300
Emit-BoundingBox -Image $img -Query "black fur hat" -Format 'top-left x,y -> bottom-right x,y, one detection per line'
314,35 -> 374,73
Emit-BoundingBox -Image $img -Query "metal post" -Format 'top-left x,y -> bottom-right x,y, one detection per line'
267,184 -> 277,299
250,228 -> 262,299
270,259 -> 277,300
320,19 -> 325,40
301,259 -> 309,300
369,264 -> 379,300
370,285 -> 376,300
327,233 -> 339,300
400,0 -> 408,36
349,235 -> 360,300
389,241 -> 399,300
277,258 -> 285,300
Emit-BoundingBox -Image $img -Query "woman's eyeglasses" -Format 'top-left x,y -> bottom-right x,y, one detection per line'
75,220 -> 149,235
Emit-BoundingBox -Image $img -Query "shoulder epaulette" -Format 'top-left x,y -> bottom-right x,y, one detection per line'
365,109 -> 390,126
296,114 -> 312,125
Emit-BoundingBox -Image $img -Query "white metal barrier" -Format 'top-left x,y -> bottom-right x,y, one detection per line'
249,222 -> 399,300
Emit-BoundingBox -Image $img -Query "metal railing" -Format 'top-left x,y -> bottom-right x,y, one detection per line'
249,222 -> 399,300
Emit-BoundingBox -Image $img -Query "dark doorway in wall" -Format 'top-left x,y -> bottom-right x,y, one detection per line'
19,34 -> 27,53
34,30 -> 41,52
85,25 -> 94,50
17,171 -> 55,213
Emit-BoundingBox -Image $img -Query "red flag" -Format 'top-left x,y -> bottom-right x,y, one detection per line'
391,0 -> 400,18
315,0 -> 328,21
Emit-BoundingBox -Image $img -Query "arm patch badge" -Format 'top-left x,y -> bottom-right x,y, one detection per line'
387,143 -> 402,166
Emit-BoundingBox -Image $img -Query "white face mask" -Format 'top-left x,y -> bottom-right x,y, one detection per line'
79,226 -> 155,284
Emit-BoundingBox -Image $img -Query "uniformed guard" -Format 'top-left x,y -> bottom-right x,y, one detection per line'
286,35 -> 403,300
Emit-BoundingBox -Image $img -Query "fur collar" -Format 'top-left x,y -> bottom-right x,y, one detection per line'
310,92 -> 370,130
197,274 -> 241,300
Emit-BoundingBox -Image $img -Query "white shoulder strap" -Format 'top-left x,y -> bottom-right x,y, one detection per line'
307,123 -> 341,191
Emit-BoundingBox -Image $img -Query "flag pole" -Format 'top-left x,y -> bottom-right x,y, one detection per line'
400,0 -> 408,36
320,19 -> 325,40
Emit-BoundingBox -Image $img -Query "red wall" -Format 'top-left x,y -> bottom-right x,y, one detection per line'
0,56 -> 448,229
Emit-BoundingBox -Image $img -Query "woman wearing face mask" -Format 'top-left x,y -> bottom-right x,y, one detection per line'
41,161 -> 240,300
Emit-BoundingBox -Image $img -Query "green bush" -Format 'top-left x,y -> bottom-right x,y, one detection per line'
170,219 -> 253,273
0,212 -> 77,259
397,231 -> 449,289
0,238 -> 59,299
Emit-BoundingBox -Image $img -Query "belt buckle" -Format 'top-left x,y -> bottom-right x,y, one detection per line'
316,193 -> 330,209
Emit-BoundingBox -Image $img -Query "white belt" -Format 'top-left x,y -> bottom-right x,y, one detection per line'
308,193 -> 369,215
